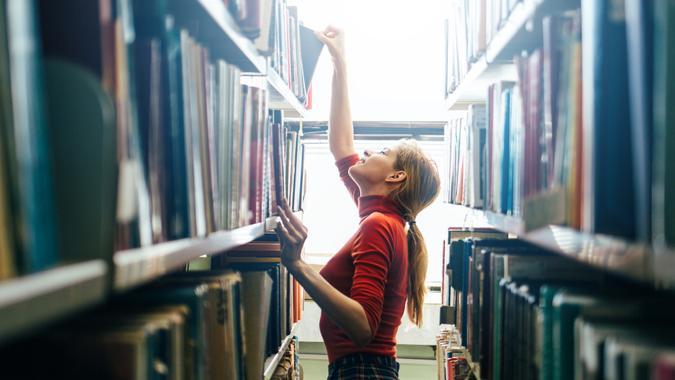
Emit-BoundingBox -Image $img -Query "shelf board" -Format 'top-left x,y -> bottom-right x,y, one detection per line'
114,223 -> 265,291
263,323 -> 300,380
446,204 -> 673,289
446,59 -> 518,111
172,0 -> 268,73
485,0 -> 543,63
0,260 -> 107,344
267,68 -> 309,119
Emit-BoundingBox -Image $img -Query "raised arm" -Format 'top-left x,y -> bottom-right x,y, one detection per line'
316,26 -> 357,161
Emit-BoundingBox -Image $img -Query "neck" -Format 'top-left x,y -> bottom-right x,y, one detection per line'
358,183 -> 391,197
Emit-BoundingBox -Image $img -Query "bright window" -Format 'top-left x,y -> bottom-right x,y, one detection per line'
302,138 -> 448,287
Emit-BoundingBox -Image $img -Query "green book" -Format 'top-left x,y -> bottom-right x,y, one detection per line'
653,0 -> 675,246
44,59 -> 116,264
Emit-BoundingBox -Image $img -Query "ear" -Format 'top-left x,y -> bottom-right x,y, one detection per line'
385,170 -> 407,184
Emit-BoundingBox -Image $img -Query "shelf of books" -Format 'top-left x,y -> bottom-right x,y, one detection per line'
264,322 -> 300,380
439,0 -> 675,378
444,0 -> 580,110
0,0 -> 309,376
442,0 -> 675,290
0,260 -> 107,344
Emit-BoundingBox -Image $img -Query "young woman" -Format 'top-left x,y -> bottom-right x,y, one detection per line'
275,26 -> 440,380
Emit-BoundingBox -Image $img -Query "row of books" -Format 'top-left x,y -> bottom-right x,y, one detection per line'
445,0 -> 675,244
0,0 -> 307,281
444,0 -> 523,96
441,231 -> 675,380
3,240 -> 302,380
436,325 -> 472,380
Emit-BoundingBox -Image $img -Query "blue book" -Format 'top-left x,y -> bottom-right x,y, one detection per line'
582,0 -> 636,239
625,0 -> 654,242
652,0 -> 675,246
500,88 -> 512,215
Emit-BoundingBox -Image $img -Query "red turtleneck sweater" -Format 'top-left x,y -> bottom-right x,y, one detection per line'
319,154 -> 409,364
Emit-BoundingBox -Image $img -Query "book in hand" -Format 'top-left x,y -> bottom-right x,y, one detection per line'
298,24 -> 324,102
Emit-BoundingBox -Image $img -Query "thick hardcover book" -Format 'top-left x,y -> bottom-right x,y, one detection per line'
625,0 -> 654,243
44,60 -> 117,264
581,0 -> 636,239
652,0 -> 675,247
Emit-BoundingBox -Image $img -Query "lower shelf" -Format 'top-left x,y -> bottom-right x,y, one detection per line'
445,203 -> 675,290
0,260 -> 107,344
264,323 -> 300,380
114,222 -> 265,292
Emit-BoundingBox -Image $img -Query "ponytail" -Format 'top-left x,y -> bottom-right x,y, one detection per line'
389,139 -> 440,328
406,221 -> 428,327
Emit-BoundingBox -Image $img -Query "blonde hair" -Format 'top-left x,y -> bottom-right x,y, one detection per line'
389,139 -> 440,327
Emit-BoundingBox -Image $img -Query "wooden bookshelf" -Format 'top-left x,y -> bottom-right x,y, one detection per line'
0,260 -> 107,344
445,0 -> 578,110
114,222 -> 266,291
267,67 -> 310,119
263,322 -> 300,380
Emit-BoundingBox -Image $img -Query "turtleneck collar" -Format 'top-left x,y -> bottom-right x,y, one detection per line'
357,195 -> 404,220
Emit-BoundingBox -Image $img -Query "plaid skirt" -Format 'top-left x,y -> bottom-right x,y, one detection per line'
327,353 -> 400,380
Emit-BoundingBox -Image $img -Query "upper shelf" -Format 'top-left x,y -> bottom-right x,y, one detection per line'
0,260 -> 107,344
174,0 -> 310,117
446,0 -> 579,110
114,222 -> 266,292
266,68 -> 309,119
172,0 -> 268,73
444,203 -> 675,290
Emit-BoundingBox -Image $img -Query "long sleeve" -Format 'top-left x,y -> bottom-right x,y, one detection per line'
335,153 -> 361,205
349,215 -> 393,335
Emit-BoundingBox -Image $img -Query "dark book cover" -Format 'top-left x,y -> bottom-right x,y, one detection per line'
582,0 -> 636,239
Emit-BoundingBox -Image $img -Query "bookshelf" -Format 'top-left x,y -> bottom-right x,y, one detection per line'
263,322 -> 300,380
441,0 -> 675,378
0,1 -> 310,378
0,260 -> 107,344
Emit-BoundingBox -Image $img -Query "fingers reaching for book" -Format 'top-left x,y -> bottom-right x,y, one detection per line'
315,25 -> 345,63
281,198 -> 307,235
277,206 -> 303,243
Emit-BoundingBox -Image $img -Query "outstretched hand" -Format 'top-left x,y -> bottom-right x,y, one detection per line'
275,199 -> 307,271
315,25 -> 346,65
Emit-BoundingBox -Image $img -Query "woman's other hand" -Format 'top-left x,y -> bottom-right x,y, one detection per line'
275,199 -> 307,271
315,25 -> 346,66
